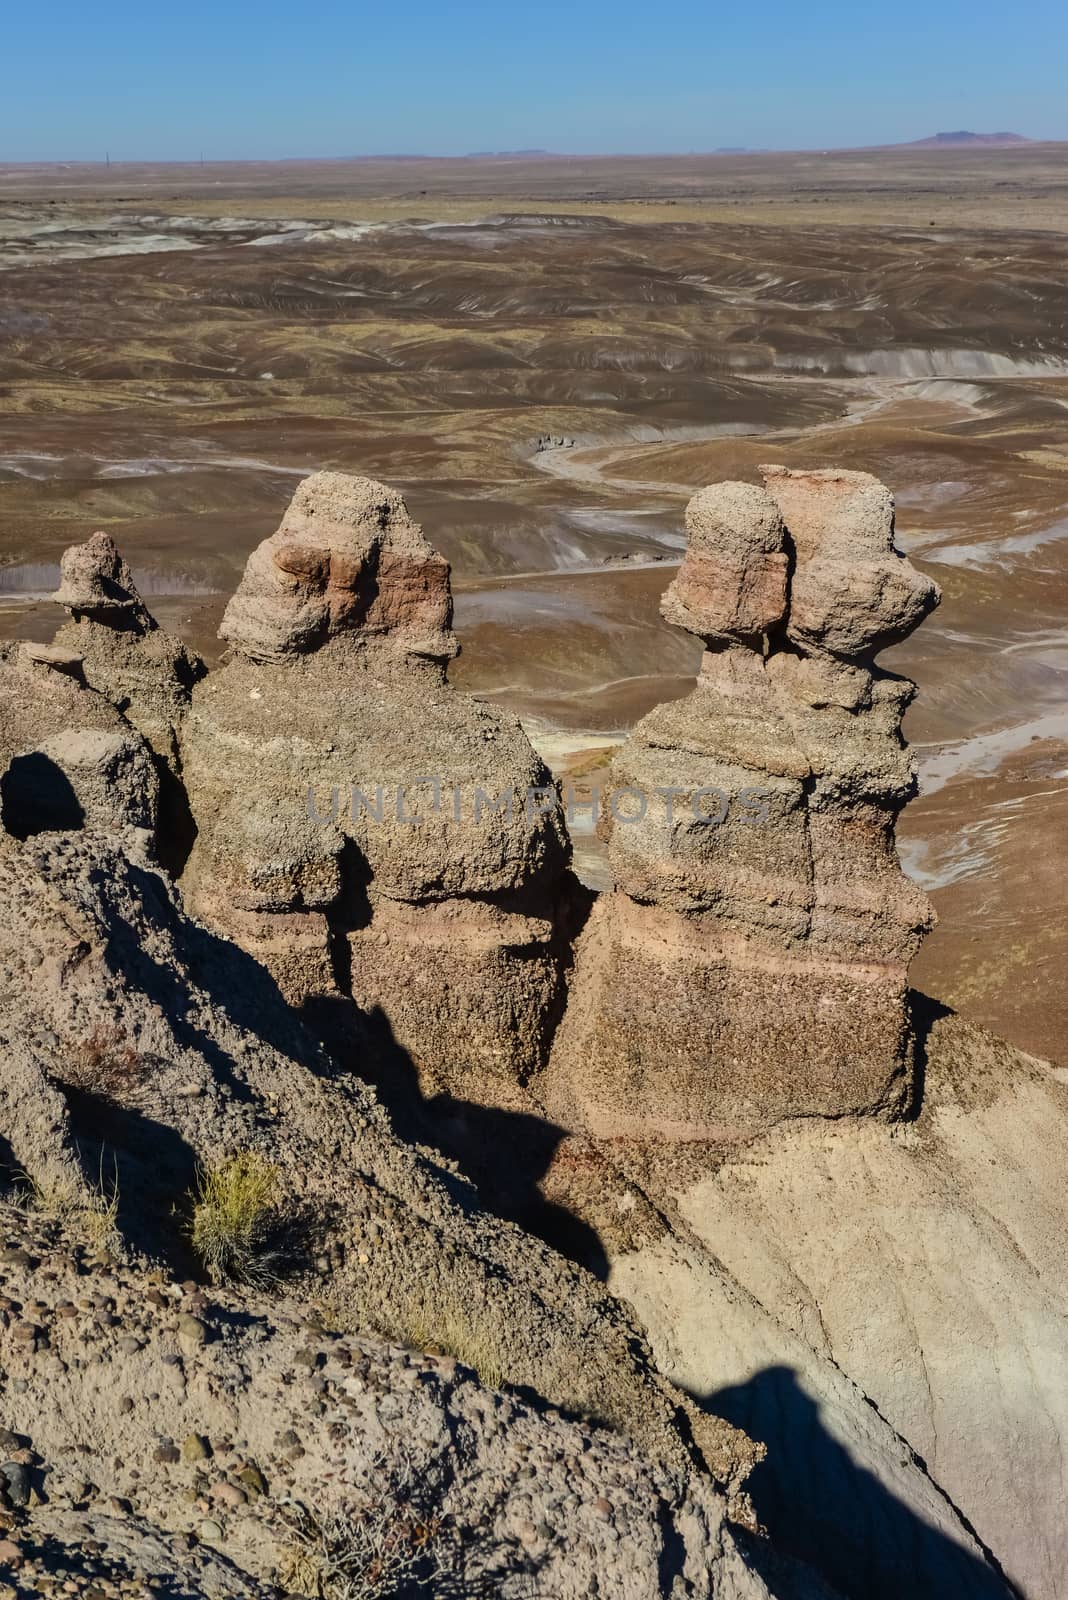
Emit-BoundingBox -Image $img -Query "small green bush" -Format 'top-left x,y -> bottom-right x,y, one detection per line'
189,1151 -> 282,1288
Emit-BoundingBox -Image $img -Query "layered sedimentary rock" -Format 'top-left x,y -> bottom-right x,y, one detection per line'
543,466 -> 940,1140
180,471 -> 574,1096
217,470 -> 457,664
52,530 -> 205,767
0,642 -> 159,840
629,1007 -> 1068,1600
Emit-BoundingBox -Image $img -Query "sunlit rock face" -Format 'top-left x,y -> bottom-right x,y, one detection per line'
542,466 -> 941,1141
182,471 -> 575,1099
219,470 -> 457,665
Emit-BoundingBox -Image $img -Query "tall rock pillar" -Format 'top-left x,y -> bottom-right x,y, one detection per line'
542,467 -> 940,1141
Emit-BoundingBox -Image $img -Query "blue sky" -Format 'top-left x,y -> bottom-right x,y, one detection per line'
2,0 -> 1065,160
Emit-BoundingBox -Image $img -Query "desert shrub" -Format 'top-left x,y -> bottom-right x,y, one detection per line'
282,1499 -> 441,1599
188,1150 -> 282,1288
280,1449 -> 528,1599
56,1024 -> 146,1104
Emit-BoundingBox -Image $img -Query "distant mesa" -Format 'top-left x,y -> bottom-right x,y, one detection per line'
903,130 -> 1032,148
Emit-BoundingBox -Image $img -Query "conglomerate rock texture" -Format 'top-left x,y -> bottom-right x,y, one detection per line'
0,1207 -> 796,1600
542,466 -> 941,1140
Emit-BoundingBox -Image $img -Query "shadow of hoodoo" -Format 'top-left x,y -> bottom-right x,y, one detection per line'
709,1366 -> 1017,1600
0,751 -> 86,838
355,1002 -> 610,1280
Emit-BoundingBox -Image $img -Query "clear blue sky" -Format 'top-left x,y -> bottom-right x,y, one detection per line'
2,0 -> 1065,161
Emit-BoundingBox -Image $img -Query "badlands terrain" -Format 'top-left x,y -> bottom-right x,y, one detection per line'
1,147 -> 1067,1599
1,146 -> 1066,1060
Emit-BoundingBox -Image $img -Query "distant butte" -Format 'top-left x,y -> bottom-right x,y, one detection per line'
902,130 -> 1032,147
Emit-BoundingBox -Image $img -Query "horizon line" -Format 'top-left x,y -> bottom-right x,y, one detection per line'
2,135 -> 1061,168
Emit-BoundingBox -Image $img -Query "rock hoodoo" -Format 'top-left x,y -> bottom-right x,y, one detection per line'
218,470 -> 457,664
180,471 -> 575,1098
542,466 -> 940,1140
53,530 -> 205,769
2,462 -> 1054,1600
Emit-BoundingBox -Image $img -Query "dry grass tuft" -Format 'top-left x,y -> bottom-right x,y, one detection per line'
398,1303 -> 508,1390
16,1164 -> 120,1252
189,1150 -> 282,1288
345,1286 -> 510,1391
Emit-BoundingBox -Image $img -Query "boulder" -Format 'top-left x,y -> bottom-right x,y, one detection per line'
0,643 -> 159,841
219,470 -> 457,664
661,480 -> 789,644
765,465 -> 940,658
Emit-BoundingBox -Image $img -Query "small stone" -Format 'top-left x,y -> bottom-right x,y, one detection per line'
181,1434 -> 211,1463
197,1519 -> 223,1542
177,1313 -> 207,1351
0,1540 -> 21,1567
211,1481 -> 246,1509
237,1464 -> 267,1498
0,1466 -> 29,1510
152,1444 -> 180,1465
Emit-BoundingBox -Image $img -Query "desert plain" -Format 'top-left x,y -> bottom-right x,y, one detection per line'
1,143 -> 1066,1060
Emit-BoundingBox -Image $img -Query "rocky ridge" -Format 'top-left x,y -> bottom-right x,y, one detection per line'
0,1200 -> 774,1600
